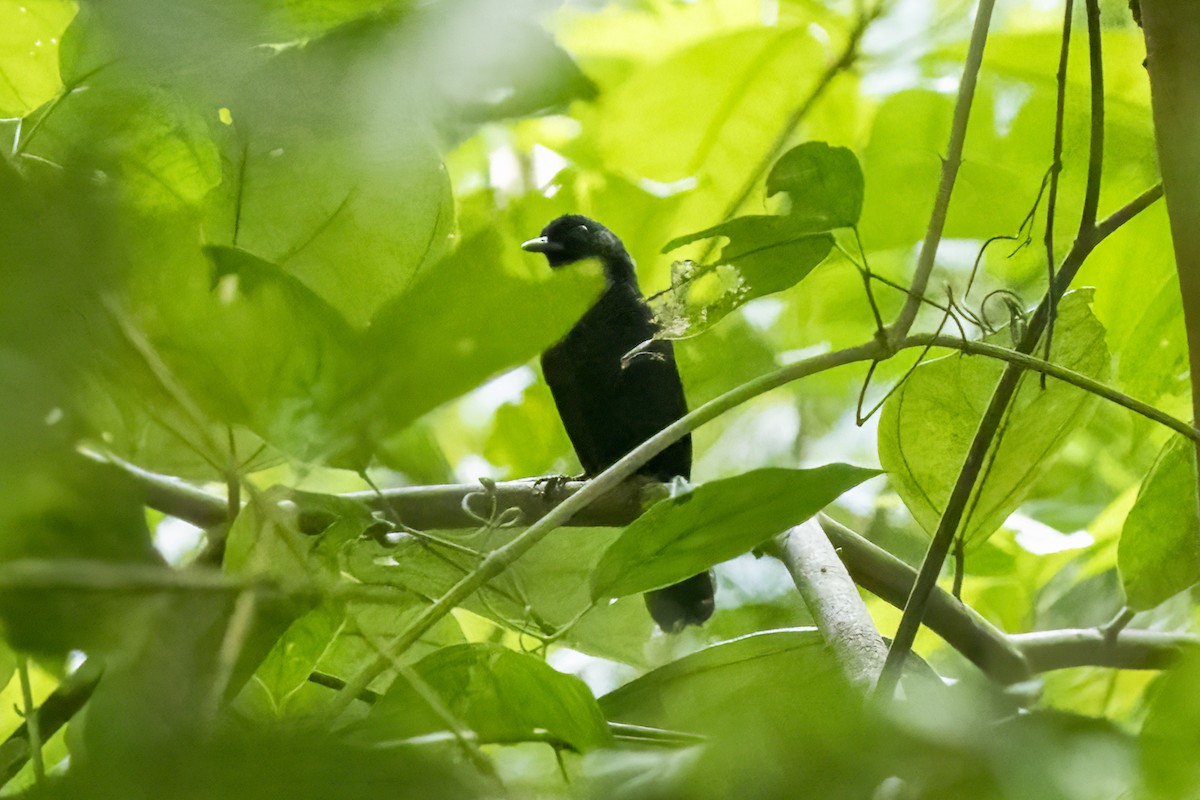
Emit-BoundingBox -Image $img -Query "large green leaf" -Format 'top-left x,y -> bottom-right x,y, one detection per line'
599,628 -> 841,731
765,141 -> 864,230
878,290 -> 1110,546
591,465 -> 881,602
652,141 -> 864,333
1118,436 -> 1200,611
368,642 -> 611,752
367,228 -> 603,436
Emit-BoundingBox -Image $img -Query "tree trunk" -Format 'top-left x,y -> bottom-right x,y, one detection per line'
1141,1 -> 1200,508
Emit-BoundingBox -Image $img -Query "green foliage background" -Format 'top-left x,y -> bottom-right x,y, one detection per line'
0,0 -> 1196,797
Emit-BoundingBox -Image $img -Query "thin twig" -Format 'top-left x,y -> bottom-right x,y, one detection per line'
888,0 -> 998,341
1079,0 -> 1105,232
1042,0 -> 1074,388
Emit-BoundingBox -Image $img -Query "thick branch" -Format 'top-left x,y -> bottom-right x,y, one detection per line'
1013,629 -> 1200,673
817,515 -> 1031,684
772,519 -> 888,690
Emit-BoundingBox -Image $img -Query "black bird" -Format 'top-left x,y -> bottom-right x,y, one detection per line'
522,215 -> 715,633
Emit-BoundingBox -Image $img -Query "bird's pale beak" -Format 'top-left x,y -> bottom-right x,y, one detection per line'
521,236 -> 563,255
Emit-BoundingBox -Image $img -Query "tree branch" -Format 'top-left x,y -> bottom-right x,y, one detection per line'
1013,628 -> 1200,672
771,519 -> 888,690
816,515 -> 1031,684
911,332 -> 1198,442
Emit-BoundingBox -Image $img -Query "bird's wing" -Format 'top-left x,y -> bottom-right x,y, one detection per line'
616,337 -> 692,480
540,343 -> 605,477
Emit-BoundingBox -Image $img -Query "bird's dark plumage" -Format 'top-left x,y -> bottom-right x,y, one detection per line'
523,215 -> 715,633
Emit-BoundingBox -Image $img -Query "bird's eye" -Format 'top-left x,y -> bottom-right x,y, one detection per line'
575,225 -> 589,234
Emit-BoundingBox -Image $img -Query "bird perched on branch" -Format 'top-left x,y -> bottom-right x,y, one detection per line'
522,215 -> 715,633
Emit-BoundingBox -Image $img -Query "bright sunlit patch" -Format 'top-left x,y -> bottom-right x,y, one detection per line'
154,516 -> 205,565
487,145 -> 522,194
531,144 -> 568,190
934,74 -> 960,94
1009,512 -> 1093,555
218,107 -> 233,125
66,650 -> 87,673
993,84 -> 1032,137
547,647 -> 638,697
638,175 -> 697,198
454,454 -> 503,482
741,297 -> 785,331
459,366 -> 536,419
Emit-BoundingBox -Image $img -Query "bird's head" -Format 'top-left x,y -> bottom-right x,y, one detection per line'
521,215 -> 628,270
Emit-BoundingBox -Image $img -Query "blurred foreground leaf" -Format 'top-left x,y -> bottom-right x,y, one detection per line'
368,642 -> 611,752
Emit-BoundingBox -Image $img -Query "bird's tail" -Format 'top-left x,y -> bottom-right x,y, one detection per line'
645,572 -> 716,633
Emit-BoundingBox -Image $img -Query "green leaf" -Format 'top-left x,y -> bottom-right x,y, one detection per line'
240,604 -> 345,719
1118,436 -> 1200,611
369,642 -> 611,752
206,109 -> 451,329
765,141 -> 864,229
595,628 -> 883,797
652,141 -> 863,334
591,465 -> 881,601
878,290 -> 1110,546
28,84 -> 222,212
663,216 -> 834,293
0,0 -> 76,117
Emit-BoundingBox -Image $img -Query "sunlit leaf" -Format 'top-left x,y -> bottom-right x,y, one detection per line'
879,290 -> 1110,546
